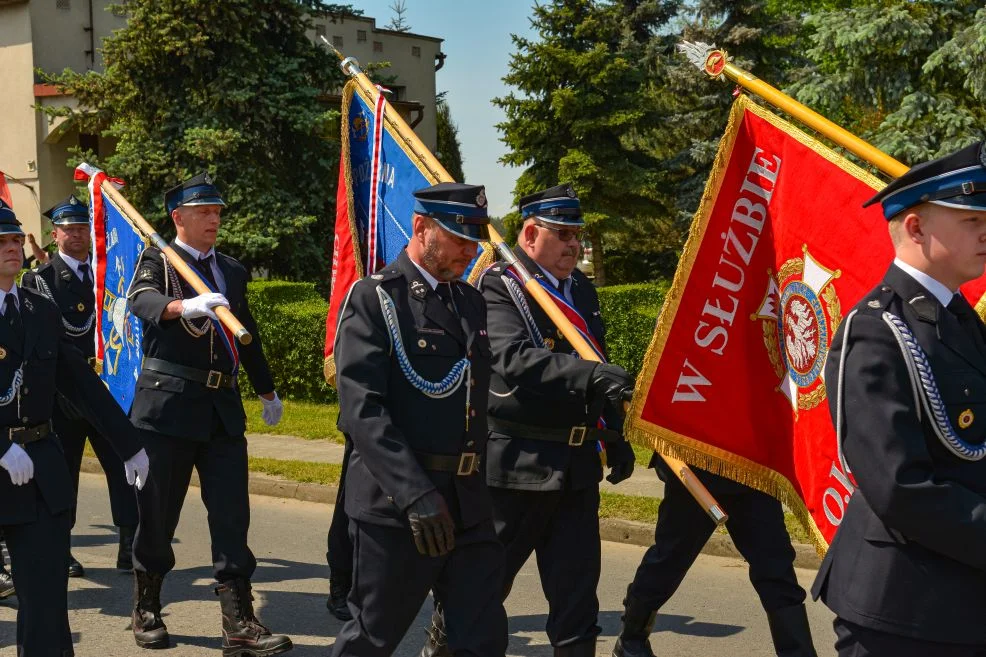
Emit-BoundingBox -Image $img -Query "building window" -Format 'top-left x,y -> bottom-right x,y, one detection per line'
411,46 -> 421,57
56,0 -> 71,9
373,41 -> 383,53
357,30 -> 367,43
315,24 -> 326,38
333,35 -> 344,47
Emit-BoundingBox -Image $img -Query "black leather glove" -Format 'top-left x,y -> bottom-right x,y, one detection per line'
406,490 -> 455,557
606,441 -> 636,484
589,363 -> 634,408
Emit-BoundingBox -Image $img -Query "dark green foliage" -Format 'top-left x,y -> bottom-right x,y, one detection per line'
42,0 -> 350,283
239,280 -> 337,402
436,94 -> 466,182
238,280 -> 666,401
598,281 -> 668,376
788,1 -> 986,165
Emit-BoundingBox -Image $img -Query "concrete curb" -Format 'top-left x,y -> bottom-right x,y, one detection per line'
81,457 -> 822,570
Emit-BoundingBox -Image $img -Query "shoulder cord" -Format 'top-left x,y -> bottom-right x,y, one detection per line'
502,274 -> 546,349
375,285 -> 470,403
163,254 -> 211,339
882,310 -> 986,461
0,367 -> 23,409
30,275 -> 95,337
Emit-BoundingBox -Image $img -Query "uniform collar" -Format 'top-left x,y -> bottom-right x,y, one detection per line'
0,284 -> 19,311
408,256 -> 441,290
58,250 -> 91,279
175,237 -> 216,262
893,257 -> 955,308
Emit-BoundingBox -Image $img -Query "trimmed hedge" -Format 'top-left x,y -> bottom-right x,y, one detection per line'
242,279 -> 668,402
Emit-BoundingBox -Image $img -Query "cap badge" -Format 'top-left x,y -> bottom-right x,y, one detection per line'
980,142 -> 986,169
70,197 -> 78,205
203,172 -> 213,184
567,186 -> 576,198
476,189 -> 487,208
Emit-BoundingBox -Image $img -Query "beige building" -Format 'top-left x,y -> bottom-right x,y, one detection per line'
0,1 -> 444,241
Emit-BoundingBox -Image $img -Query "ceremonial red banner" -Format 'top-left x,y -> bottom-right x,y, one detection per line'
628,96 -> 986,551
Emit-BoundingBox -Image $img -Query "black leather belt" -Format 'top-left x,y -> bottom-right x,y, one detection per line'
414,450 -> 480,476
143,357 -> 236,389
488,417 -> 622,447
7,422 -> 51,445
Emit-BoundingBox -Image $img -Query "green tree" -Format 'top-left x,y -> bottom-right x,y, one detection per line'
789,1 -> 986,164
435,92 -> 466,182
385,0 -> 411,32
495,0 -> 668,285
42,0 -> 355,281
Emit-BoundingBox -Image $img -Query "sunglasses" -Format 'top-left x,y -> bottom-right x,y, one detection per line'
534,220 -> 583,243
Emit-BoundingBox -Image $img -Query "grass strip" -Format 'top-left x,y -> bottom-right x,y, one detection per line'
242,398 -> 343,442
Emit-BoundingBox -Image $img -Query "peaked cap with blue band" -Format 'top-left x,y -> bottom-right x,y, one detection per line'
44,195 -> 90,226
165,172 -> 227,216
519,183 -> 583,227
413,182 -> 490,242
864,141 -> 986,220
0,200 -> 24,236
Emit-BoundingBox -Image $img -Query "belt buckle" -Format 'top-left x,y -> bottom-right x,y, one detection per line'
457,452 -> 478,476
7,426 -> 23,442
206,370 -> 223,389
568,426 -> 587,447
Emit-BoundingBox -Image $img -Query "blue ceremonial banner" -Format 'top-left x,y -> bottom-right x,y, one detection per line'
325,81 -> 492,377
84,166 -> 146,413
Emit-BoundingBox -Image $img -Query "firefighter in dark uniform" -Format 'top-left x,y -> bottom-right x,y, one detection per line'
813,142 -> 986,657
331,182 -> 507,657
21,195 -> 140,577
0,198 -> 148,657
126,173 -> 291,655
419,184 -> 636,657
613,460 -> 816,657
325,436 -> 353,621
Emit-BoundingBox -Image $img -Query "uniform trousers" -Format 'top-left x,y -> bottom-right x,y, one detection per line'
491,485 -> 601,647
331,518 -> 507,657
3,488 -> 73,656
326,438 -> 353,574
834,618 -> 986,657
629,464 -> 805,613
133,426 -> 256,581
54,403 -> 138,529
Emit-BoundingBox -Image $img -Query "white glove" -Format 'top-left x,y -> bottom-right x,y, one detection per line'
260,392 -> 284,426
124,448 -> 149,491
181,293 -> 230,320
0,443 -> 34,486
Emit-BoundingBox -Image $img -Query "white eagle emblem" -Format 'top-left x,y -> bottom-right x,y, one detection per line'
784,299 -> 818,371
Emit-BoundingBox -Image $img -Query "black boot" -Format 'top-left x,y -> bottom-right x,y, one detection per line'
117,526 -> 137,571
0,564 -> 14,600
216,579 -> 293,657
766,604 -> 817,657
132,571 -> 169,649
555,639 -> 597,656
418,605 -> 451,657
613,586 -> 657,657
326,570 -> 352,621
68,552 -> 85,578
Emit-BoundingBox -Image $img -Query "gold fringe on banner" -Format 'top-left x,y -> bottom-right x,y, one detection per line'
627,95 -> 885,557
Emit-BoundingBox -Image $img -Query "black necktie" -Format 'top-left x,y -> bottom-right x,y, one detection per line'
4,295 -> 23,341
435,282 -> 457,317
195,254 -> 219,290
948,294 -> 986,357
556,278 -> 569,298
78,262 -> 92,287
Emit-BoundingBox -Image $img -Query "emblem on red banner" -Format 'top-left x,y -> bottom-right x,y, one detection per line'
754,245 -> 841,412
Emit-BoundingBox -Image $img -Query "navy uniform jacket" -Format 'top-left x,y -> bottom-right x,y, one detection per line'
335,250 -> 493,530
477,247 -> 631,491
813,264 -> 986,644
0,286 -> 142,525
22,253 -> 96,357
127,242 -> 274,441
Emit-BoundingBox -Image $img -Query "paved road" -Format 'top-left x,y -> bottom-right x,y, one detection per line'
0,474 -> 836,656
